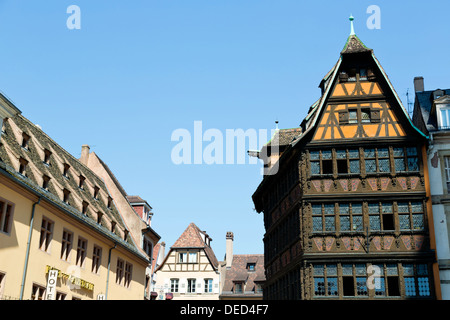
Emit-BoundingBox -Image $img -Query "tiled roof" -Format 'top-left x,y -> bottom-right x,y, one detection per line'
0,114 -> 147,261
221,254 -> 265,296
171,222 -> 219,269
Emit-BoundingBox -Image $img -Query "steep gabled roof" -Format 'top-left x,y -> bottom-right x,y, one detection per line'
156,222 -> 219,271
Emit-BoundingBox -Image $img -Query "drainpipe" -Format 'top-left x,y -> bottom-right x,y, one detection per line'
105,242 -> 117,300
19,197 -> 41,300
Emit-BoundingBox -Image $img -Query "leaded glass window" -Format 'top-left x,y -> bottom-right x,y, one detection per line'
405,277 -> 416,296
407,147 -> 419,172
349,149 -> 360,173
339,203 -> 350,231
356,277 -> 368,295
313,264 -> 338,297
314,278 -> 326,296
369,203 -> 381,230
327,278 -> 338,296
403,264 -> 431,298
312,204 -> 335,232
364,149 -> 377,174
378,148 -> 390,173
394,147 -> 419,173
361,109 -> 371,123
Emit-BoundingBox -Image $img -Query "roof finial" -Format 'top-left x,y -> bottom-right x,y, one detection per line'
349,14 -> 355,36
275,120 -> 279,131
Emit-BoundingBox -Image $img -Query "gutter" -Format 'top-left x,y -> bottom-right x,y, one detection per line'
0,163 -> 149,264
105,242 -> 117,300
19,196 -> 41,300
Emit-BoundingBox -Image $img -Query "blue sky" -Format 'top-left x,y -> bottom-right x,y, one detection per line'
0,1 -> 449,260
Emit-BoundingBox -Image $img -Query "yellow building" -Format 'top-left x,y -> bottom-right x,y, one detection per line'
0,94 -> 150,300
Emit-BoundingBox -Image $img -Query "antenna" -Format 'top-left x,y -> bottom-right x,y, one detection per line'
406,88 -> 413,118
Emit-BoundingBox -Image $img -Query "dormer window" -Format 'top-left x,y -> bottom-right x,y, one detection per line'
82,201 -> 89,215
19,157 -> 28,176
93,186 -> 100,200
43,149 -> 52,165
63,163 -> 70,178
79,175 -> 85,189
111,221 -> 116,233
437,103 -> 450,130
107,196 -> 113,209
42,175 -> 50,190
97,211 -> 103,224
21,132 -> 30,150
63,188 -> 70,204
247,263 -> 256,272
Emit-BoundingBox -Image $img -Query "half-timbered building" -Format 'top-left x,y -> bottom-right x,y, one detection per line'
251,18 -> 441,300
153,222 -> 220,299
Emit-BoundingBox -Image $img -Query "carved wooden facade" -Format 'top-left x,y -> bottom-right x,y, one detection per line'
252,34 -> 439,300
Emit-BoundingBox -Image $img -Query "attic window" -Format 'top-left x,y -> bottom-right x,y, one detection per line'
107,197 -> 113,209
247,263 -> 256,272
93,186 -> 100,200
42,175 -> 50,190
21,132 -> 30,149
111,221 -> 116,233
63,163 -> 70,178
359,69 -> 368,81
82,201 -> 89,215
63,188 -> 70,204
124,230 -> 129,241
19,157 -> 28,176
79,175 -> 85,189
97,211 -> 103,224
43,149 -> 52,165
348,69 -> 357,82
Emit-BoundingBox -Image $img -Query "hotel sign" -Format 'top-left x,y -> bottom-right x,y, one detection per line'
45,269 -> 58,300
45,265 -> 95,291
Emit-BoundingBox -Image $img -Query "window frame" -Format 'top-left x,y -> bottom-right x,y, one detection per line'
170,278 -> 179,293
0,198 -> 14,235
39,217 -> 54,252
92,245 -> 102,274
60,229 -> 73,262
76,236 -> 88,268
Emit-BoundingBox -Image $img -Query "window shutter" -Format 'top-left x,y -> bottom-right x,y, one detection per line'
371,109 -> 381,123
338,110 -> 349,124
213,278 -> 220,294
179,278 -> 186,293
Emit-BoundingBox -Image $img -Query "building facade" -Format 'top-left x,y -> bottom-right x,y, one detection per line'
412,77 -> 450,299
0,94 -> 150,300
80,148 -> 161,299
251,22 -> 440,300
219,232 -> 265,300
153,223 -> 220,300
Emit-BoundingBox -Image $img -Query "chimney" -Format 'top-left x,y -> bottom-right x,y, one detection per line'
80,145 -> 90,165
414,76 -> 424,92
225,232 -> 234,269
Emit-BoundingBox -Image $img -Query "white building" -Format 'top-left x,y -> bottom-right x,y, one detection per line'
412,76 -> 450,299
153,223 -> 220,300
